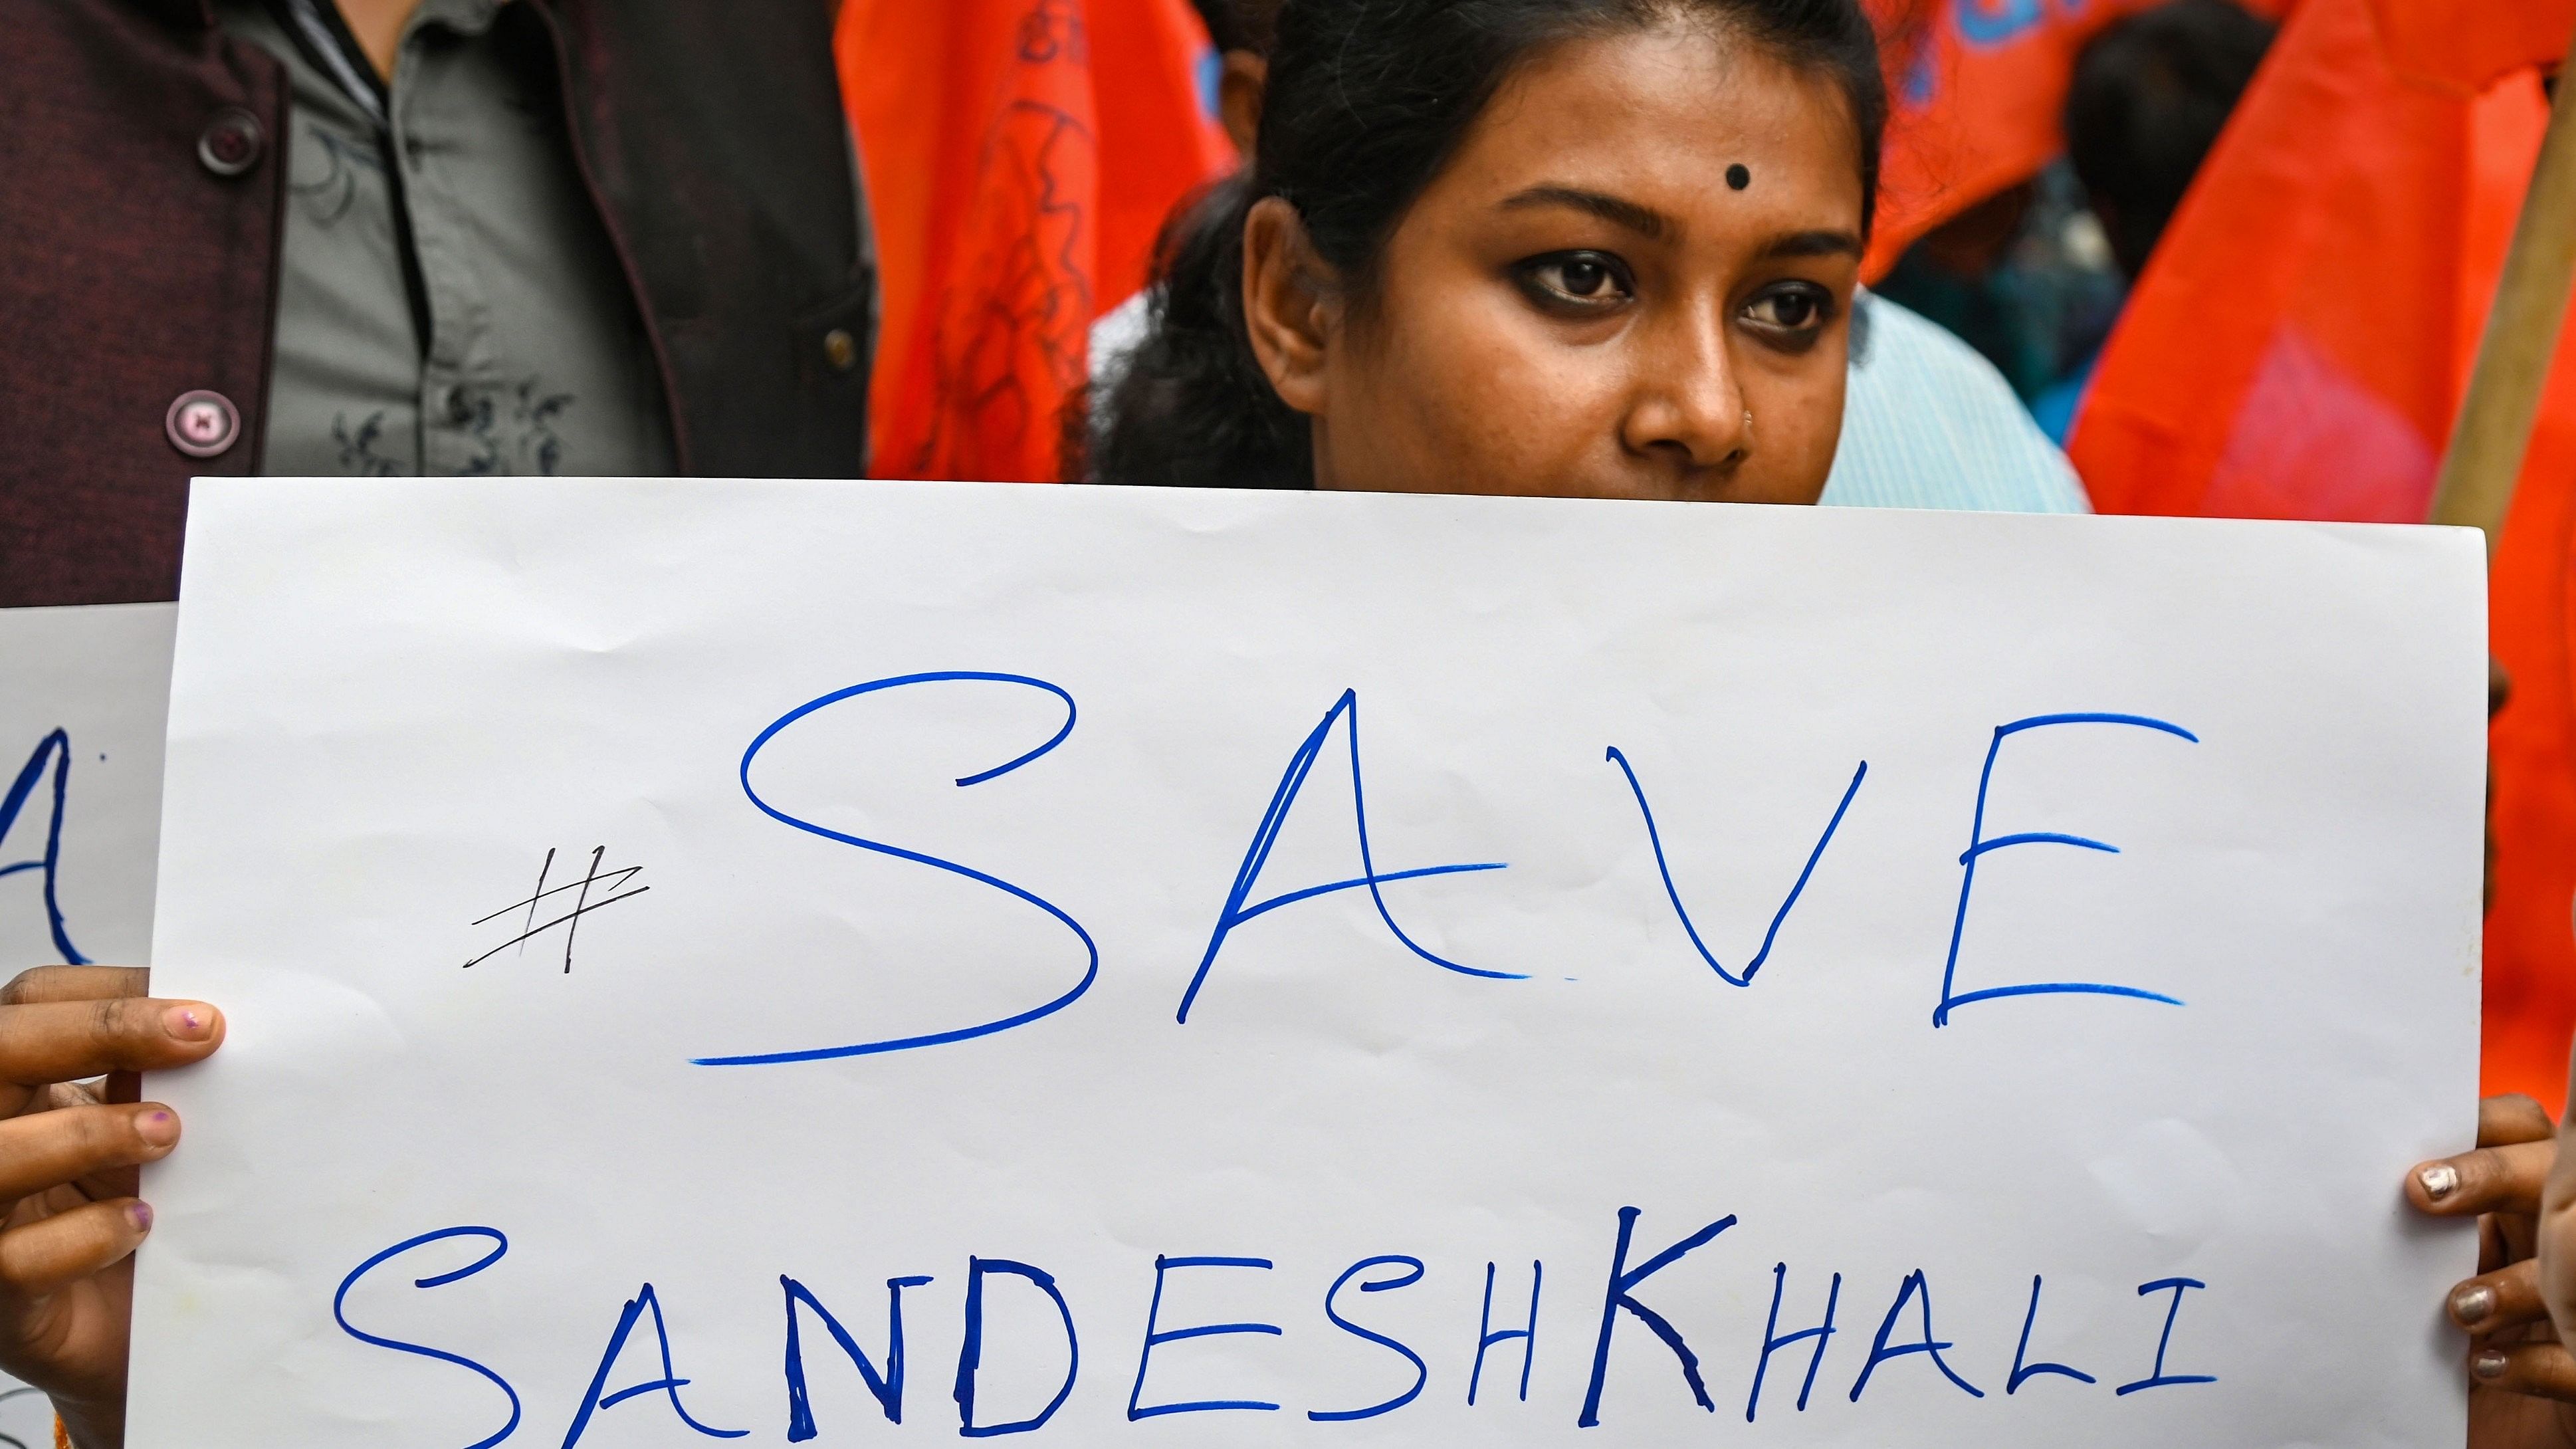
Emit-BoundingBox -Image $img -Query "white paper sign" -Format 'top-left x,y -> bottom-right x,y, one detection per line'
0,604 -> 174,974
134,479 -> 2483,1448
0,602 -> 178,1446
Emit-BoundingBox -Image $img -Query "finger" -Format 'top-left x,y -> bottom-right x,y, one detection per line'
0,998 -> 222,1096
2535,1100 -> 2576,1335
2484,1095 -> 2557,1147
0,1104 -> 179,1204
2471,1097 -> 2555,1268
2452,1260 -> 2550,1334
9,958 -> 162,1103
2471,1339 -> 2576,1401
0,967 -> 146,1008
0,1197 -> 152,1298
1,965 -> 161,1117
2485,1210 -> 2539,1275
2413,1141 -> 2554,1216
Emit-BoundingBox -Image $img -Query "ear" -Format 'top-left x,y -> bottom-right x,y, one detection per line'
1241,195 -> 1337,417
1218,51 -> 1265,158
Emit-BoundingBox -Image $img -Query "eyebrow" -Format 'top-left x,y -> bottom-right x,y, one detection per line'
1499,187 -> 1868,263
1499,185 -> 1675,241
1759,229 -> 1866,261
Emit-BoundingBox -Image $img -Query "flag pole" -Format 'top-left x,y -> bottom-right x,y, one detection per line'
2428,49 -> 2576,550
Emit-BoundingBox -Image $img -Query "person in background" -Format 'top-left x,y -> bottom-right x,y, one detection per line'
1,0 -> 876,610
1868,162 -> 2124,407
1196,0 -> 1273,159
1084,0 -> 1275,391
2033,0 -> 2276,442
1,0 -> 870,1439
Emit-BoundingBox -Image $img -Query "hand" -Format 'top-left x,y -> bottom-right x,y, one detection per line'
2409,1093 -> 2576,1447
0,967 -> 224,1449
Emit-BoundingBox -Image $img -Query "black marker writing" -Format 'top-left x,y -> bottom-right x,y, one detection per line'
465,847 -> 648,972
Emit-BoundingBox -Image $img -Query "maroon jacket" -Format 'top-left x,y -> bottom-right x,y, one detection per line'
0,0 -> 875,606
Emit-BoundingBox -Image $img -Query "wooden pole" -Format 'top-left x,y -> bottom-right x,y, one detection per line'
2428,53 -> 2576,550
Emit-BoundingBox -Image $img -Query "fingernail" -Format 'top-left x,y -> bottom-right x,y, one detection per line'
2474,1348 -> 2510,1381
2455,1284 -> 2496,1325
127,1201 -> 153,1234
161,1004 -> 215,1042
134,1109 -> 179,1149
2421,1164 -> 2460,1201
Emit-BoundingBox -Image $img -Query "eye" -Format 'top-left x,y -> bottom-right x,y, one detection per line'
1740,282 -> 1836,344
1513,250 -> 1635,314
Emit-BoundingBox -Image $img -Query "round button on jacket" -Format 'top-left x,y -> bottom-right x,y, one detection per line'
197,108 -> 265,177
165,390 -> 242,459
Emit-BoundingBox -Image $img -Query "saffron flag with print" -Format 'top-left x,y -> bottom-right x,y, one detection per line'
839,0 -> 1235,482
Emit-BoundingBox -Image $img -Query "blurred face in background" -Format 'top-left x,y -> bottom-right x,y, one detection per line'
1241,19 -> 1868,502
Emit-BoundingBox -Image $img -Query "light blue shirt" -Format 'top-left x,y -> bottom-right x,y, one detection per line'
1821,293 -> 2090,514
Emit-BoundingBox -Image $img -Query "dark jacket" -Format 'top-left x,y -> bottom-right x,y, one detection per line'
0,0 -> 874,606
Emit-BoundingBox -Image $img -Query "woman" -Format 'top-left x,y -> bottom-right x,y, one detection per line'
0,0 -> 2552,1442
1096,0 -> 1879,504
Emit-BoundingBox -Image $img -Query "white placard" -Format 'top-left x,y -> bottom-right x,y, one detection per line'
0,602 -> 178,1445
134,479 -> 2482,1447
0,604 -> 174,974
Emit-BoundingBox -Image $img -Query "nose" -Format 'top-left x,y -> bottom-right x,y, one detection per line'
1617,302 -> 1749,479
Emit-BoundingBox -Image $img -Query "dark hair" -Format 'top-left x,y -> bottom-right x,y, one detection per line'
1095,0 -> 1887,489
2065,0 -> 2275,279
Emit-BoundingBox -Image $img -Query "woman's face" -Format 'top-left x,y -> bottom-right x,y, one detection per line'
1244,22 -> 1866,502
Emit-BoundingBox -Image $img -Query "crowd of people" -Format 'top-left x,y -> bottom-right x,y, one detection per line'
1,0 -> 2569,1443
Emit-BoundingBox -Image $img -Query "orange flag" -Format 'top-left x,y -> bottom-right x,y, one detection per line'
2476,0 -> 2576,1107
1865,0 -> 2167,280
2069,0 -> 2548,523
2371,0 -> 2573,94
839,0 -> 1236,482
2488,341 -> 2576,1105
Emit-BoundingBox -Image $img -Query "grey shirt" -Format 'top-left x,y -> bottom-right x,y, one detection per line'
217,0 -> 673,476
